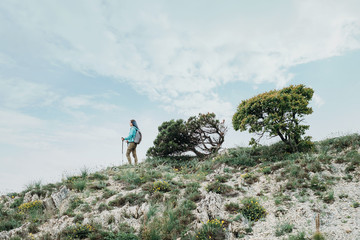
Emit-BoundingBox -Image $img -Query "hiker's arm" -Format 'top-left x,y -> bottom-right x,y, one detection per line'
124,128 -> 136,140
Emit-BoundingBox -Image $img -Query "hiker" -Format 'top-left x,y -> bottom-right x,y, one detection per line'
121,119 -> 139,165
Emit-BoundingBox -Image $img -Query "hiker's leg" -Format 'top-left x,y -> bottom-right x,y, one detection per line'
132,144 -> 138,165
126,144 -> 132,165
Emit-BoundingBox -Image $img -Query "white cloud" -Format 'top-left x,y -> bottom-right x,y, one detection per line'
0,77 -> 58,109
313,93 -> 325,108
62,95 -> 120,112
1,1 -> 360,117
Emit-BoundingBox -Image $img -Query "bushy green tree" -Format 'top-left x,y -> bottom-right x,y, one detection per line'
147,119 -> 192,157
232,84 -> 314,152
147,113 -> 227,158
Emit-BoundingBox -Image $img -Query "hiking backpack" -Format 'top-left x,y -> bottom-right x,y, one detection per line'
134,128 -> 142,144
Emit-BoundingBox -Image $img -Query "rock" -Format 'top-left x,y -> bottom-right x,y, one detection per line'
23,191 -> 32,203
122,202 -> 148,219
228,221 -> 247,236
43,197 -> 56,212
31,194 -> 39,202
196,192 -> 225,223
51,186 -> 69,208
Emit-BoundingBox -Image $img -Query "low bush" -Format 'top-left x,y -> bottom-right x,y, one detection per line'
194,219 -> 226,240
206,182 -> 233,195
152,180 -> 170,193
275,222 -> 294,236
60,224 -> 95,239
224,202 -> 240,214
240,197 -> 267,222
109,193 -> 146,207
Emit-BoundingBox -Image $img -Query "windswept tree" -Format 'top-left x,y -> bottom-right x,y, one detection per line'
187,113 -> 227,157
232,84 -> 314,152
147,113 -> 227,158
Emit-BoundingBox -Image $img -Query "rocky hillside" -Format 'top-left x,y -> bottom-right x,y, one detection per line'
1,134 -> 360,240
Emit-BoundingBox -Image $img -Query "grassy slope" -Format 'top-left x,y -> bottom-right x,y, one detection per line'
0,134 -> 360,240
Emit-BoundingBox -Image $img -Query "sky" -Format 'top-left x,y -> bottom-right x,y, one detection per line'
1,0 -> 360,194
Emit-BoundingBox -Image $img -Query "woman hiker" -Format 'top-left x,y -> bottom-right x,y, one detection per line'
121,119 -> 139,165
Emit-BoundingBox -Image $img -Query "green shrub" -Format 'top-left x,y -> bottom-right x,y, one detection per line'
312,232 -> 325,240
262,166 -> 272,174
60,224 -> 95,239
287,231 -> 306,240
109,193 -> 146,207
10,197 -> 24,209
322,190 -> 335,204
0,218 -> 22,232
224,202 -> 240,214
64,196 -> 84,216
18,200 -> 43,215
98,203 -> 112,212
194,219 -> 226,240
318,134 -> 360,153
275,222 -> 294,236
73,179 -> 87,192
73,214 -> 84,224
240,197 -> 267,222
242,172 -> 259,185
215,174 -> 231,183
310,175 -> 327,192
102,188 -> 116,199
89,172 -> 109,181
184,182 -> 202,202
152,180 -> 170,193
206,182 -> 233,195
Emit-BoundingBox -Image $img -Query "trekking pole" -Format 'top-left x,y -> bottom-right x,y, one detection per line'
121,139 -> 124,166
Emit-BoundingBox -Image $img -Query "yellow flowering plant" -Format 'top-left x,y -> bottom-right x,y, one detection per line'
18,200 -> 43,215
240,197 -> 267,222
195,218 -> 226,240
152,180 -> 170,193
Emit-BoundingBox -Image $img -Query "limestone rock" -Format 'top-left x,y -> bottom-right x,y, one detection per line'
31,194 -> 39,202
51,186 -> 69,208
23,191 -> 32,203
196,192 -> 225,223
43,197 -> 56,212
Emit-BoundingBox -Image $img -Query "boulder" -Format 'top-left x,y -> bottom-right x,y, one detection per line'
196,192 -> 225,223
23,191 -> 32,203
51,186 -> 69,209
43,197 -> 56,212
31,194 -> 39,202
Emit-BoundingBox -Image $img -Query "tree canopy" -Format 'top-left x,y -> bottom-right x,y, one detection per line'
147,113 -> 227,158
232,84 -> 314,152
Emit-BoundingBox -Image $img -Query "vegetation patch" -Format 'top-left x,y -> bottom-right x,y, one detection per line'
109,193 -> 146,207
224,202 -> 240,214
240,197 -> 267,222
206,182 -> 233,196
194,219 -> 226,240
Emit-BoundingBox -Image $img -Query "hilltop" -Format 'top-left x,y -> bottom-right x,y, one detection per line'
1,134 -> 360,240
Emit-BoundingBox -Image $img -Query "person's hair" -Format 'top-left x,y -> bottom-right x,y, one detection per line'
130,119 -> 139,129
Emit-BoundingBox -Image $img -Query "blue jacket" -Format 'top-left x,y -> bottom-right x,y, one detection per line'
125,126 -> 138,142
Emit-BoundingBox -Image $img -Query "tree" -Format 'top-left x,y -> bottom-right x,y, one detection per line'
146,119 -> 192,157
186,113 -> 227,157
147,113 -> 227,158
232,84 -> 314,152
